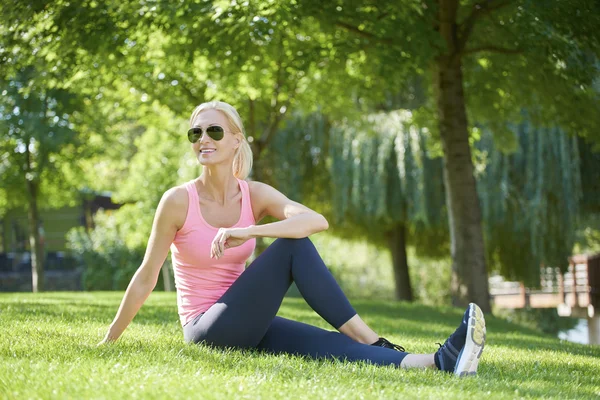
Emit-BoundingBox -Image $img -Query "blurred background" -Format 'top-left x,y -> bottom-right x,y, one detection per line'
1,0 -> 599,344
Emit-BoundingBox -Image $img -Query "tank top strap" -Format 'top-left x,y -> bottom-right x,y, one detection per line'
185,180 -> 201,222
236,178 -> 256,224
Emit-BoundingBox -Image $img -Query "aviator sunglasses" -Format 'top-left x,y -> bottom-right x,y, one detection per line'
187,125 -> 226,143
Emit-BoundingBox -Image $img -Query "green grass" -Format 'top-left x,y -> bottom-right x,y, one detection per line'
1,293 -> 599,399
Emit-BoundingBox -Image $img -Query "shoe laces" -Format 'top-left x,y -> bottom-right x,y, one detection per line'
372,337 -> 406,352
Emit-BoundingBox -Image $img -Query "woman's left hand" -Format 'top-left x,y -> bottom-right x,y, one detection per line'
211,226 -> 254,259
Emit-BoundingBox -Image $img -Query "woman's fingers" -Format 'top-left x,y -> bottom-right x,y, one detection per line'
211,231 -> 221,258
219,231 -> 228,256
211,229 -> 230,259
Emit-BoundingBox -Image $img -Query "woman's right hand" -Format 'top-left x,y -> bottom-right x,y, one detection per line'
97,331 -> 117,346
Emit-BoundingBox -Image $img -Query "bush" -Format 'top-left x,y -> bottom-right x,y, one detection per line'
408,249 -> 452,306
66,210 -> 162,290
495,307 -> 579,336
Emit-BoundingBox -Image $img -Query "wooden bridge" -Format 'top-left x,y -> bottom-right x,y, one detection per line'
489,253 -> 600,345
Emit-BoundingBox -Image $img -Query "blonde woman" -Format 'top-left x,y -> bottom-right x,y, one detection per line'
100,101 -> 486,375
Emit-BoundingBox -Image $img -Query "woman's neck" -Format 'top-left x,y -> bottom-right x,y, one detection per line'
198,167 -> 238,205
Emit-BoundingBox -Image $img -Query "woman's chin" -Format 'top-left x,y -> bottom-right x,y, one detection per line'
197,156 -> 220,166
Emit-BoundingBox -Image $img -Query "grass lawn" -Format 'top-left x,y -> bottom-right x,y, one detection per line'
1,292 -> 599,399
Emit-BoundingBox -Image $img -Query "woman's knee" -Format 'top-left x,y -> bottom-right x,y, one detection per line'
272,237 -> 312,252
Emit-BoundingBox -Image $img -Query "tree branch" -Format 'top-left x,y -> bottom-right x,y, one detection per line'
178,80 -> 204,108
462,45 -> 523,55
335,21 -> 395,45
459,0 -> 515,49
257,36 -> 287,154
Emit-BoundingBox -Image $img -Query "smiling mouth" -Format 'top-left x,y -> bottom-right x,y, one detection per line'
200,149 -> 216,154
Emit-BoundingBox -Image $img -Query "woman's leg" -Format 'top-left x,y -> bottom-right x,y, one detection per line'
257,316 -> 410,367
257,307 -> 487,371
184,238 -> 375,347
183,237 -> 482,371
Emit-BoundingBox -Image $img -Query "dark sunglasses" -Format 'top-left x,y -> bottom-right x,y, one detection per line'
187,125 -> 225,143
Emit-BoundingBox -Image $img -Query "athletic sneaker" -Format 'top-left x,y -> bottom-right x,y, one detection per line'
434,303 -> 486,376
371,337 -> 406,352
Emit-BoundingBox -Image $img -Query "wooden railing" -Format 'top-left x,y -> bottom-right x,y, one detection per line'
489,253 -> 600,345
489,253 -> 599,317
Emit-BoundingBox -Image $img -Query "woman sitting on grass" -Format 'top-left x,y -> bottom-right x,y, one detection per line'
99,100 -> 486,376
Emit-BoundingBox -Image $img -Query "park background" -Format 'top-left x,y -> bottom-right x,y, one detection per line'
1,1 -> 600,398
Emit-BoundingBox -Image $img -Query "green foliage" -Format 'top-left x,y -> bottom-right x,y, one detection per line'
326,111 -> 448,249
66,210 -> 156,291
573,214 -> 600,255
495,308 -> 579,336
408,247 -> 452,306
261,110 -> 330,202
478,122 -> 582,285
112,105 -> 197,207
578,136 -> 600,215
309,233 -> 396,300
0,67 -> 86,214
267,110 -> 451,276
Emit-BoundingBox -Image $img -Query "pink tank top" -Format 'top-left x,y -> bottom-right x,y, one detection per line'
170,178 -> 257,326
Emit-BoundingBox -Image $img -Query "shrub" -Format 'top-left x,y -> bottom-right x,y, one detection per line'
66,210 -> 160,290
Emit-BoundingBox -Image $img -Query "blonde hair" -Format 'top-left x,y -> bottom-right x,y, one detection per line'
189,100 -> 253,180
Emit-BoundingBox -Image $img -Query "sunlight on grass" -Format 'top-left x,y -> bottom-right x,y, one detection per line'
1,292 -> 599,399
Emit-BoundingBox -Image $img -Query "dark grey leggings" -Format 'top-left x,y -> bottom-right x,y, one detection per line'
183,237 -> 408,366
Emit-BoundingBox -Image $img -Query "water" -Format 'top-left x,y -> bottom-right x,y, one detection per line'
558,319 -> 589,345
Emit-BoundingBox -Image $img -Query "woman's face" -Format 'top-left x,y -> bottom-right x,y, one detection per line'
190,109 -> 240,166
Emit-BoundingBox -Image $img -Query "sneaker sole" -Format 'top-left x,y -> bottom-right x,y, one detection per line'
454,303 -> 486,377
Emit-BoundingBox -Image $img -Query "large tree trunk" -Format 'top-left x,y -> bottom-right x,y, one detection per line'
435,0 -> 491,313
434,57 -> 491,313
26,178 -> 44,293
162,262 -> 173,292
387,223 -> 413,301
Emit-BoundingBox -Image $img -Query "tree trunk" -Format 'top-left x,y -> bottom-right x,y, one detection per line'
387,223 -> 413,301
26,178 -> 44,292
161,262 -> 173,292
434,54 -> 491,313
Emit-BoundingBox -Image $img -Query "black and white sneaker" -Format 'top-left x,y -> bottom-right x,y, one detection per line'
434,303 -> 486,376
371,337 -> 406,352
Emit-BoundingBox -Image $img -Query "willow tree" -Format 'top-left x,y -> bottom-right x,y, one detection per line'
297,0 -> 600,312
578,137 -> 600,216
268,111 -> 447,300
477,122 -> 583,285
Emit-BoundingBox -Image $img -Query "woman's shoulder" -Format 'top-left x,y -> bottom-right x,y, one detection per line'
246,180 -> 286,205
163,183 -> 190,206
247,180 -> 276,200
246,180 -> 272,193
157,183 -> 191,230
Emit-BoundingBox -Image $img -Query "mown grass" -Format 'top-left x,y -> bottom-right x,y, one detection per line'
1,292 -> 599,399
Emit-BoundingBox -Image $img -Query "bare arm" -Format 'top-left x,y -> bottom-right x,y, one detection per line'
99,187 -> 185,343
247,181 -> 328,239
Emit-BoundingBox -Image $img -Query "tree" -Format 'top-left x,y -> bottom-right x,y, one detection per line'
0,1 -> 137,291
298,0 -> 600,312
477,122 -> 582,285
268,111 -> 448,301
0,67 -> 85,291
